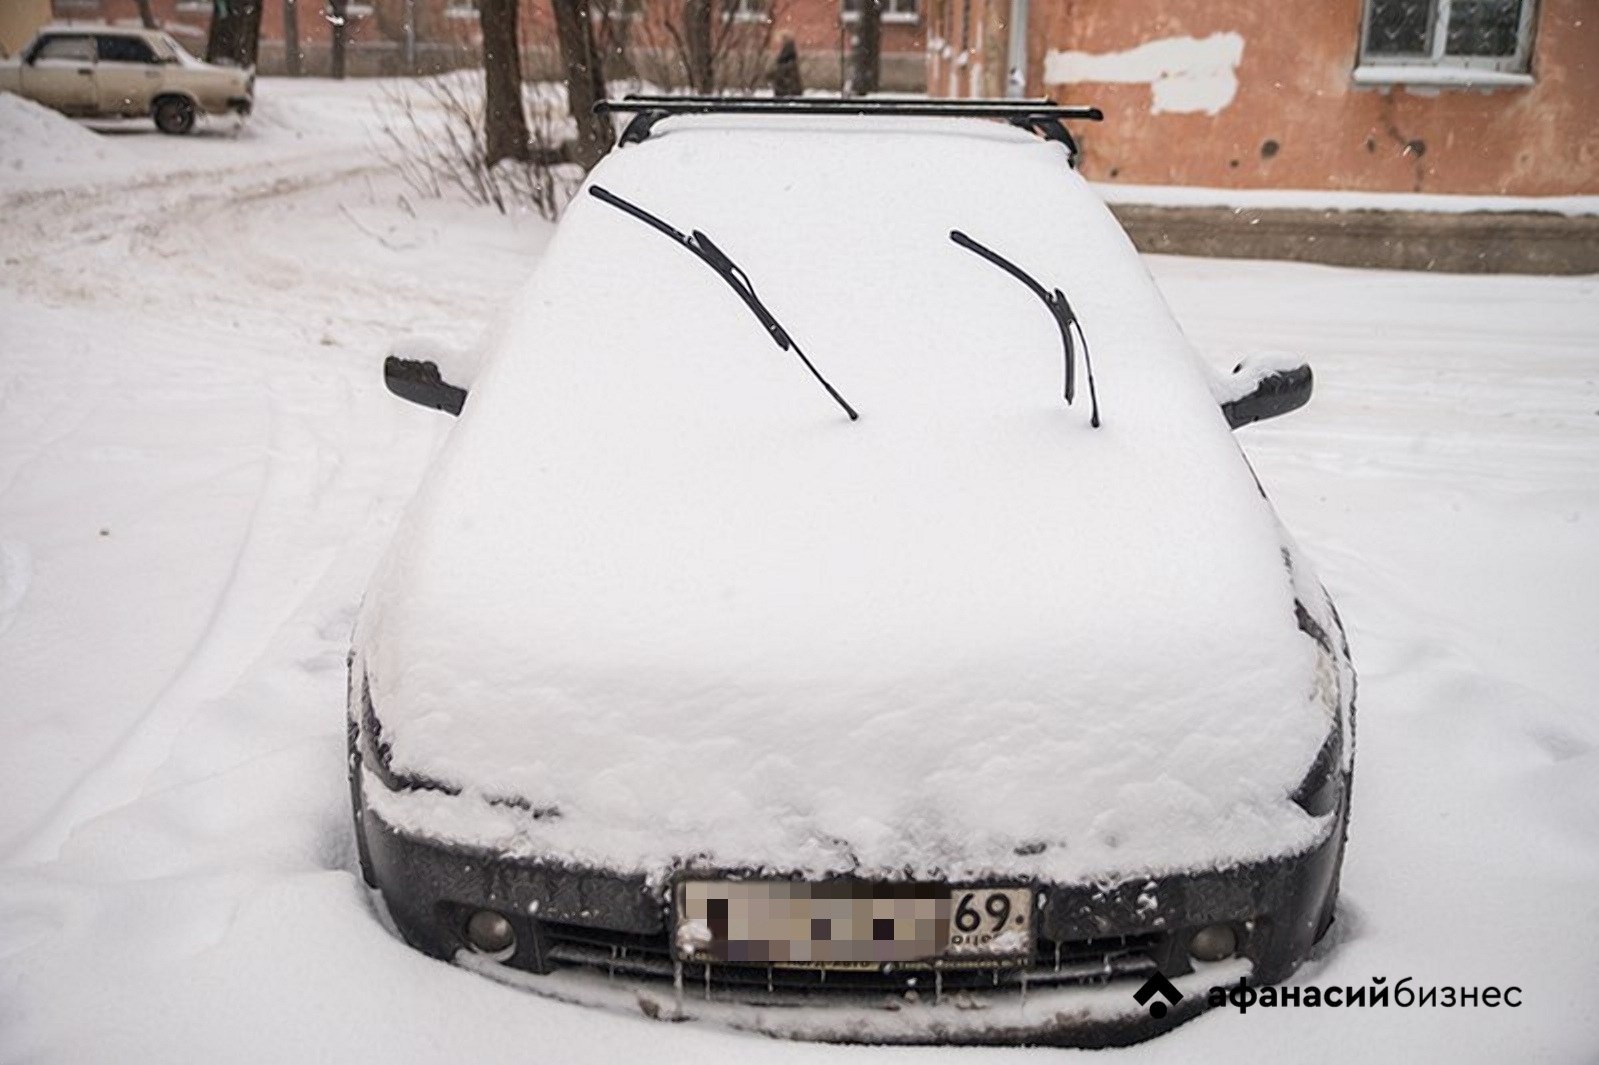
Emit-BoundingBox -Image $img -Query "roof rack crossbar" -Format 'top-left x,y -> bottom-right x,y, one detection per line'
616,93 -> 1090,110
596,97 -> 1103,161
598,97 -> 1102,120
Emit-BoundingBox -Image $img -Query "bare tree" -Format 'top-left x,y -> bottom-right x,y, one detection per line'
134,0 -> 159,29
619,0 -> 785,95
479,0 -> 532,166
850,0 -> 881,95
375,78 -> 579,220
283,0 -> 302,76
550,0 -> 612,170
681,0 -> 712,92
206,0 -> 265,67
328,0 -> 349,78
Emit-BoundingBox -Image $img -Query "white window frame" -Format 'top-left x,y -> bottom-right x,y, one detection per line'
723,0 -> 771,24
1357,0 -> 1536,73
443,0 -> 478,19
592,0 -> 644,24
842,0 -> 920,26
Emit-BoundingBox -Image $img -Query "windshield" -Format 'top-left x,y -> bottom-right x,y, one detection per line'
157,33 -> 203,67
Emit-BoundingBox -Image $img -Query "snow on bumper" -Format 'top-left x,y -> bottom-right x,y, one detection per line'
456,948 -> 1253,1046
354,768 -> 1347,1047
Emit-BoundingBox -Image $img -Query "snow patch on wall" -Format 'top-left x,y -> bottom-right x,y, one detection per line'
1044,33 -> 1246,116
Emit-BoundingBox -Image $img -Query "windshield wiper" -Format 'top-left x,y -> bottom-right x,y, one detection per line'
588,185 -> 858,421
949,230 -> 1101,428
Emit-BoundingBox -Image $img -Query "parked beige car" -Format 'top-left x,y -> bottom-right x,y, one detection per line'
0,25 -> 252,134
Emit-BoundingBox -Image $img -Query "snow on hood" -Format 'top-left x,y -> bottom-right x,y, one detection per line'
357,116 -> 1333,885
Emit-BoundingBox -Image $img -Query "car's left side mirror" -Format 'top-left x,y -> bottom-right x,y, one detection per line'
384,357 -> 467,415
1216,354 -> 1313,429
383,335 -> 480,417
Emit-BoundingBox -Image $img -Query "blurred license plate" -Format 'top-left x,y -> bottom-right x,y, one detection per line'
674,881 -> 1032,965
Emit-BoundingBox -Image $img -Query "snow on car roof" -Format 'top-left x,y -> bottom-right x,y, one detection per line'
359,115 -> 1332,884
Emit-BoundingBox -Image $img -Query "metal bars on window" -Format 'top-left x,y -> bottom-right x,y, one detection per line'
1360,0 -> 1536,72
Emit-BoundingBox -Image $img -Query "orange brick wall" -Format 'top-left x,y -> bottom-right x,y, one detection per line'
928,0 -> 1599,196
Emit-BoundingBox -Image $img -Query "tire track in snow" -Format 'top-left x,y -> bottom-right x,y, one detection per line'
5,380 -> 347,865
2,108 -> 542,864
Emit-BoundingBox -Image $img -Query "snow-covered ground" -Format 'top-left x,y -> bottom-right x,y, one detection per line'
1,79 -> 1596,1063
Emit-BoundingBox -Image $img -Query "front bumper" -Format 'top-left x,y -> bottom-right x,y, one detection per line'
353,759 -> 1347,1047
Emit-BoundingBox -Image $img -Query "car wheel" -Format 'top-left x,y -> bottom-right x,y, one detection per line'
152,96 -> 196,136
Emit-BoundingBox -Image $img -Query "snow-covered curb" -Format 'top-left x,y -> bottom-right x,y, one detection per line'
1092,182 -> 1599,217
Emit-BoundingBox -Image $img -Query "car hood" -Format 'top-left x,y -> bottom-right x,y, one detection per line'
356,117 -> 1335,884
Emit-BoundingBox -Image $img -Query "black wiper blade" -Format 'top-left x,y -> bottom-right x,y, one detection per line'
949,229 -> 1101,428
588,185 -> 858,421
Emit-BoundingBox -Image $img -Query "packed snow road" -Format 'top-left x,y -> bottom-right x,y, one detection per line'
1,80 -> 1596,1063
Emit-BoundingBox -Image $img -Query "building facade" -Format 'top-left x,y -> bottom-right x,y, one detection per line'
928,0 -> 1598,196
42,0 -> 927,88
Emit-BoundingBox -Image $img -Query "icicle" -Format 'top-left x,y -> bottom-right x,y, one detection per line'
703,960 -> 712,1001
609,944 -> 618,981
673,958 -> 685,1015
934,966 -> 943,1007
766,966 -> 774,995
1054,942 -> 1061,972
1020,969 -> 1029,1010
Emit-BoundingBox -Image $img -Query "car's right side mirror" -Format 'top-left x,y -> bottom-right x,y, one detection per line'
1216,354 -> 1313,430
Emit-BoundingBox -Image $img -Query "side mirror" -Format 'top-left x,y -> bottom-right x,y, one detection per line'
382,335 -> 480,416
384,357 -> 467,415
1216,354 -> 1313,429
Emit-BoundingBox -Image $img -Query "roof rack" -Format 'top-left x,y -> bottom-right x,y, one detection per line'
595,96 -> 1104,164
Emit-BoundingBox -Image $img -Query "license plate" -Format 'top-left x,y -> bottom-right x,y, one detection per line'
674,881 -> 1032,966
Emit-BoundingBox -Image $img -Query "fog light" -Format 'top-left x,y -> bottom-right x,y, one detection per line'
1188,923 -> 1237,962
465,910 -> 516,959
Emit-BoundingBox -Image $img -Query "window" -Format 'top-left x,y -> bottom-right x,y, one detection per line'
97,35 -> 159,63
33,35 -> 96,62
444,0 -> 478,17
722,0 -> 770,22
591,0 -> 643,23
842,0 -> 920,24
1359,0 -> 1536,73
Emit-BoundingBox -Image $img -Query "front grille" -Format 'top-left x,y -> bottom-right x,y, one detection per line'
538,920 -> 1163,1000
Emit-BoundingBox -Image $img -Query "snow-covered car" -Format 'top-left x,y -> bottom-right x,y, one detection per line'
0,25 -> 252,134
348,98 -> 1355,1046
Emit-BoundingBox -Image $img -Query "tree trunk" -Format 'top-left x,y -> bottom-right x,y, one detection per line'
134,0 -> 159,29
550,0 -> 613,170
770,35 -> 802,96
206,0 -> 265,67
283,0 -> 302,76
328,0 -> 349,78
851,0 -> 881,95
682,0 -> 713,93
479,0 -> 531,166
